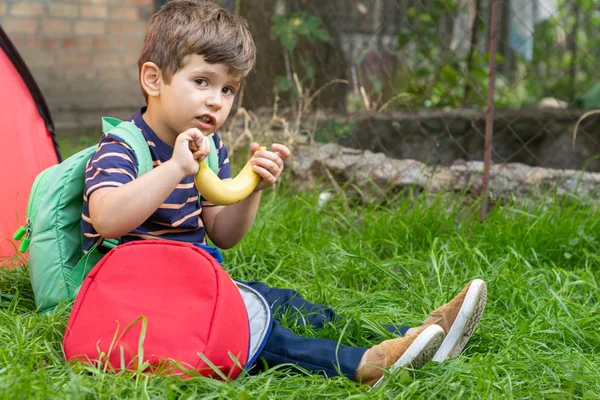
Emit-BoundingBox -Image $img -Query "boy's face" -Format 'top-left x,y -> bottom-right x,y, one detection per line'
159,54 -> 241,137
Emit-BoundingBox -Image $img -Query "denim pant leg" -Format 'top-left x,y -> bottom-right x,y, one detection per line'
243,281 -> 337,327
258,319 -> 367,380
242,281 -> 367,380
243,281 -> 411,336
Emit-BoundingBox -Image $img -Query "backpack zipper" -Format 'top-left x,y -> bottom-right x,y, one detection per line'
234,281 -> 274,368
13,167 -> 53,253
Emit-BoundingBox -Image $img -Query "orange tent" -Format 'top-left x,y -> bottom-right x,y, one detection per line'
0,25 -> 61,262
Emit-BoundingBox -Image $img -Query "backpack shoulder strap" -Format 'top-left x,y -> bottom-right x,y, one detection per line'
206,134 -> 218,175
101,117 -> 153,176
64,118 -> 153,295
102,117 -> 219,176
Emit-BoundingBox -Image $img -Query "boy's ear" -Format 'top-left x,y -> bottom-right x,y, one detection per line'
140,62 -> 162,98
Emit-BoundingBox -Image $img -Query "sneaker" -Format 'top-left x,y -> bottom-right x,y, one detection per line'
356,324 -> 445,387
422,279 -> 487,362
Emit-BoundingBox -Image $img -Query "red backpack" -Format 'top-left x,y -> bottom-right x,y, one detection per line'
63,240 -> 253,379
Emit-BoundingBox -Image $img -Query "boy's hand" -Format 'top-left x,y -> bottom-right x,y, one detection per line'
250,142 -> 291,192
170,128 -> 211,176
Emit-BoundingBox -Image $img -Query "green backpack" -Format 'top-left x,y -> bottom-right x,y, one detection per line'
13,118 -> 218,314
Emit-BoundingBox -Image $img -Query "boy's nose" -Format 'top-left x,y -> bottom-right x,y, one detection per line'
206,90 -> 222,110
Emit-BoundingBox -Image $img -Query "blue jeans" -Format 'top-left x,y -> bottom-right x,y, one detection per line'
242,281 -> 409,380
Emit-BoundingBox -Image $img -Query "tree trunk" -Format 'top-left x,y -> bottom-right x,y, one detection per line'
462,0 -> 482,107
568,2 -> 580,104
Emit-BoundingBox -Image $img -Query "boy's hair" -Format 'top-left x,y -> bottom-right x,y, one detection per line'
138,0 -> 256,102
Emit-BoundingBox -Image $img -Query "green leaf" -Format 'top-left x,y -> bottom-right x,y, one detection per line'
419,13 -> 432,23
301,59 -> 315,80
313,28 -> 330,42
281,30 -> 298,52
440,64 -> 459,86
397,31 -> 411,50
274,75 -> 294,93
295,20 -> 310,36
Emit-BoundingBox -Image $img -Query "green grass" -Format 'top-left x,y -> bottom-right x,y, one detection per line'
56,128 -> 103,159
1,188 -> 599,399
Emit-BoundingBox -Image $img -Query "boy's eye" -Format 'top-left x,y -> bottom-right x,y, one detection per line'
222,87 -> 235,95
195,78 -> 208,87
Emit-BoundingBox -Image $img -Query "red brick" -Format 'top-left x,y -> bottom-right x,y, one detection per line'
9,35 -> 23,49
101,80 -> 138,96
97,68 -> 126,80
62,37 -> 78,50
43,38 -> 61,50
31,36 -> 43,46
35,69 -> 64,82
58,53 -> 90,67
78,37 -> 93,51
122,53 -> 139,66
111,39 -> 127,51
48,3 -> 79,18
109,6 -> 139,20
43,83 -> 75,102
74,21 -> 106,35
15,36 -> 42,50
107,22 -> 138,35
2,18 -> 39,34
127,68 -> 140,81
94,38 -> 110,51
42,19 -> 72,34
10,3 -> 45,18
75,0 -> 123,4
91,53 -> 121,67
124,0 -> 153,6
128,37 -> 142,51
0,3 -> 7,16
22,52 -> 56,68
64,68 -> 96,81
29,36 -> 42,49
80,5 -> 108,19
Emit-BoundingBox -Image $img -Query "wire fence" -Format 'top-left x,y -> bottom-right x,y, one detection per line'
222,0 -> 600,209
3,0 -> 599,205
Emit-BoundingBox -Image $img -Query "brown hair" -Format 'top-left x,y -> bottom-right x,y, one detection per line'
138,0 -> 256,102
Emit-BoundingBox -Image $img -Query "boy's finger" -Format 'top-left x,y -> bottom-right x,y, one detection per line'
188,130 -> 207,152
184,129 -> 200,151
200,137 -> 210,154
249,145 -> 257,155
271,143 -> 291,160
190,137 -> 211,160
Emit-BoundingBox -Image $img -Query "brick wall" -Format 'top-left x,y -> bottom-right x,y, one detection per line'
0,0 -> 155,130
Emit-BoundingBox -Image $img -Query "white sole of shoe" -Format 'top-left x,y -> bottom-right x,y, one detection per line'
431,279 -> 487,362
373,324 -> 445,387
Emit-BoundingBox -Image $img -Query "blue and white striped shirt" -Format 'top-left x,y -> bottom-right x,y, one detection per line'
81,108 -> 231,252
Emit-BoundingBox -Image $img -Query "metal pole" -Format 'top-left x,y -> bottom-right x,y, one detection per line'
480,0 -> 499,219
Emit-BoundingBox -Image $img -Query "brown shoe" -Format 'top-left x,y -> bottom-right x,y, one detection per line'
355,324 -> 445,387
422,279 -> 487,362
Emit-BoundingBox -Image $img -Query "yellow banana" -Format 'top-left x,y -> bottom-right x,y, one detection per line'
194,147 -> 264,206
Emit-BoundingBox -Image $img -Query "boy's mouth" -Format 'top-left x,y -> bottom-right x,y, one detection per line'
196,114 -> 215,129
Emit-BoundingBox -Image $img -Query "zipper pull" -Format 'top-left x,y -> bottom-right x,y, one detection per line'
15,219 -> 31,253
19,237 -> 31,253
13,225 -> 26,240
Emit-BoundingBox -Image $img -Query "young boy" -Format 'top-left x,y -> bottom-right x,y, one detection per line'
81,0 -> 487,387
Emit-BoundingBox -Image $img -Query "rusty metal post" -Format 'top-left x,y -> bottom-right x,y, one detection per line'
480,0 -> 499,219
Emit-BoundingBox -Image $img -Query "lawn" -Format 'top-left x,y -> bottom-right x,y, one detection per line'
1,184 -> 599,399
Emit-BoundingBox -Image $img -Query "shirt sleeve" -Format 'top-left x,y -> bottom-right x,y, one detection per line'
83,133 -> 138,200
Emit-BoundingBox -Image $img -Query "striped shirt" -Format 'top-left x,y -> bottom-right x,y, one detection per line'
81,108 -> 231,252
